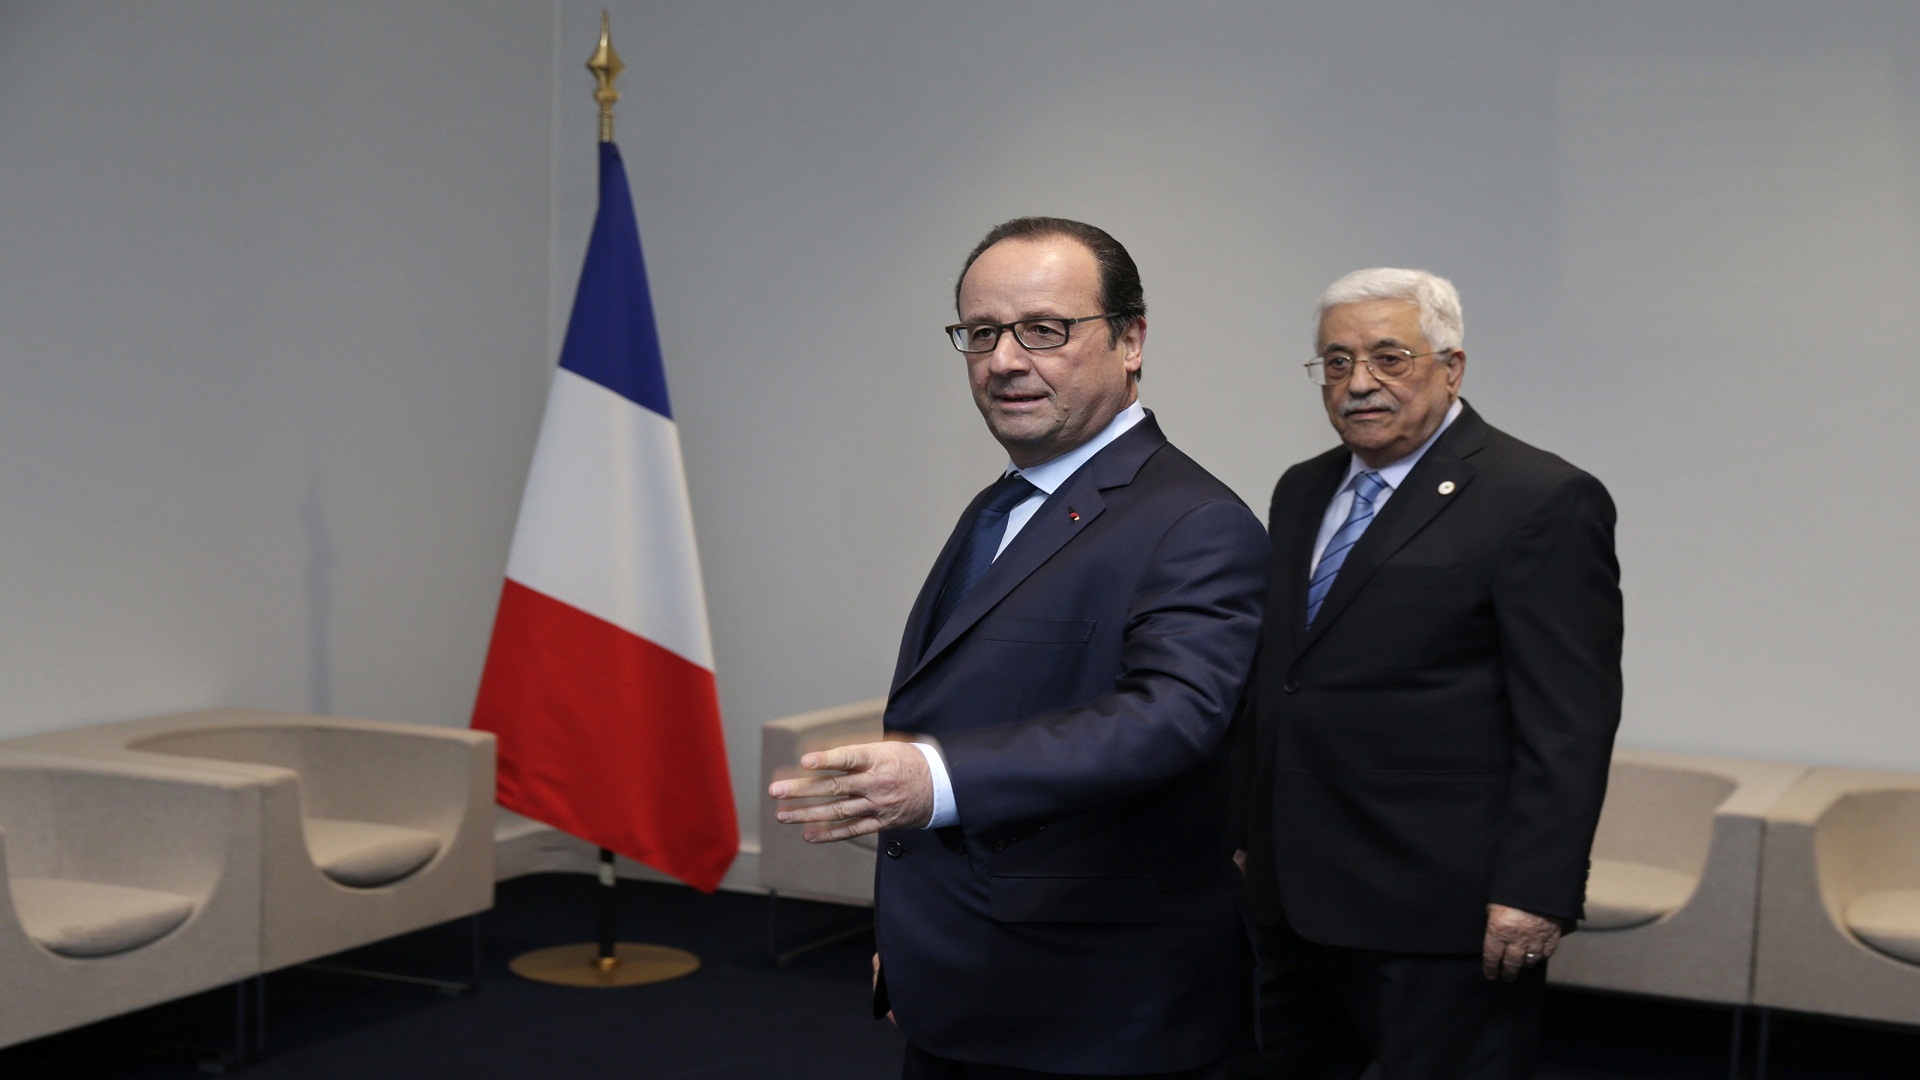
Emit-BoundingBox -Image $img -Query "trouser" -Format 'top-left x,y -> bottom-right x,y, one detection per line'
1232,912 -> 1546,1080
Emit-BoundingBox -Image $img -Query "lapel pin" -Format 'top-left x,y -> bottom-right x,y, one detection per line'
1438,481 -> 1456,495
1068,508 -> 1081,522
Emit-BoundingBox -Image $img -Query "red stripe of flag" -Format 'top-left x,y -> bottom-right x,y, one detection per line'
475,579 -> 737,892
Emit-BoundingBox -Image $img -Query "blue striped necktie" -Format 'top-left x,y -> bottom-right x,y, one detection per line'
1306,470 -> 1388,627
928,472 -> 1038,642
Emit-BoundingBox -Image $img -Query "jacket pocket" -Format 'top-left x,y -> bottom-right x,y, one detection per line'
977,617 -> 1096,644
989,873 -> 1162,924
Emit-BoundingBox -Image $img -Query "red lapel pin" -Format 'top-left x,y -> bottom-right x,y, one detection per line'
1068,508 -> 1081,521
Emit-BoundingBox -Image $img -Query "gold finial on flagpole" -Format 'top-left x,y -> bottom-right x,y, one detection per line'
587,9 -> 624,143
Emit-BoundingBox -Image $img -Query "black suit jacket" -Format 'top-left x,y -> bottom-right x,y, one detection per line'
1239,401 -> 1622,954
875,414 -> 1267,1074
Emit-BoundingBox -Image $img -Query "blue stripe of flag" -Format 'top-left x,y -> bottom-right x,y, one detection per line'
557,141 -> 674,419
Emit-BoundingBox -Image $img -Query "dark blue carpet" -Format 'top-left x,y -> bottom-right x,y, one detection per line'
1,874 -> 899,1078
2,874 -> 1914,1078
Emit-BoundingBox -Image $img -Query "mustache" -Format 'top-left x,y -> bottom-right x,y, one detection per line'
1340,393 -> 1396,417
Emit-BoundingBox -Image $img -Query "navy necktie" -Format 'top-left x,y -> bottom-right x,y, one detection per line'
928,472 -> 1037,641
1306,470 -> 1388,627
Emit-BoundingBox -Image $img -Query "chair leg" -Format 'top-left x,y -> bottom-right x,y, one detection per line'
1729,1004 -> 1744,1080
205,974 -> 265,1070
767,889 -> 781,960
467,911 -> 483,987
223,977 -> 250,1071
765,889 -> 874,967
299,913 -> 483,994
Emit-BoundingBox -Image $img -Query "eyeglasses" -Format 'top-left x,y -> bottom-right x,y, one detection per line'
1305,348 -> 1451,386
945,313 -> 1119,354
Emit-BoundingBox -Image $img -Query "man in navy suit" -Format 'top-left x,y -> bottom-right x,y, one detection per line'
1236,268 -> 1622,1078
770,217 -> 1267,1078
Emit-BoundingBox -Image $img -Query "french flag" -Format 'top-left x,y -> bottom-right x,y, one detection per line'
473,141 -> 737,893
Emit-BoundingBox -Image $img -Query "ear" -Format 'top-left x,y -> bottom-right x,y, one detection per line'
1121,316 -> 1146,378
1443,348 -> 1466,396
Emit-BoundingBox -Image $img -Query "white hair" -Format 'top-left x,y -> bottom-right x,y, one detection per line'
1315,268 -> 1464,353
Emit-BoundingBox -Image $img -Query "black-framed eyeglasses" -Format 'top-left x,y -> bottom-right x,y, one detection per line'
1305,348 -> 1451,386
944,313 -> 1119,354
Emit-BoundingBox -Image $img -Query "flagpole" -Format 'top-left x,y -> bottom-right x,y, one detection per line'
504,12 -> 706,988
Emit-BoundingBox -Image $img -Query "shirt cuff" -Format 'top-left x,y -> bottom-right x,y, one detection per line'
909,740 -> 958,828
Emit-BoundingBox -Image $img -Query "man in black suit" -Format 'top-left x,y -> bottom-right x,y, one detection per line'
1236,268 -> 1622,1078
770,218 -> 1266,1078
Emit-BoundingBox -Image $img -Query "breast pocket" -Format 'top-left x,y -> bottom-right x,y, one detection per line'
976,617 -> 1096,644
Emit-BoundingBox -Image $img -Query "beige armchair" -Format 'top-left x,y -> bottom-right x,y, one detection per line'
9,708 -> 494,972
0,748 -> 261,1050
758,698 -> 886,907
1549,750 -> 1805,1005
1753,767 -> 1920,1026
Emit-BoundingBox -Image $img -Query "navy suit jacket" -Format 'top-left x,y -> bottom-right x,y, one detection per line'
875,414 -> 1267,1074
1239,401 -> 1623,954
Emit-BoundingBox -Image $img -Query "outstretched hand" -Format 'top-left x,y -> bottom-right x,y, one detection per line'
1482,902 -> 1563,982
767,739 -> 934,843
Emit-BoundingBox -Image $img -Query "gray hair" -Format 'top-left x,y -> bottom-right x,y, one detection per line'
1316,268 -> 1463,354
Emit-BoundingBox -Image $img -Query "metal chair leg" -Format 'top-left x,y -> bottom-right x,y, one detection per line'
766,889 -> 873,967
201,975 -> 264,1073
299,913 -> 483,994
767,889 -> 781,959
1729,1004 -> 1744,1080
222,978 -> 249,1071
252,973 -> 267,1061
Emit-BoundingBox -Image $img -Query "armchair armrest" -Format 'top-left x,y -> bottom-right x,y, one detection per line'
758,698 -> 886,905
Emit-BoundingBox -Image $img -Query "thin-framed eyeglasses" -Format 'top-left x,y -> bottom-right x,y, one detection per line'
1305,348 -> 1452,386
945,313 -> 1119,354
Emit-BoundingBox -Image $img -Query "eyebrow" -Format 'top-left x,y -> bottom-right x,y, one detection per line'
1322,337 -> 1412,353
958,309 -> 1070,325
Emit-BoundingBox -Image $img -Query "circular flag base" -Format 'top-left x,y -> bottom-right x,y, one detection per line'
507,942 -> 701,987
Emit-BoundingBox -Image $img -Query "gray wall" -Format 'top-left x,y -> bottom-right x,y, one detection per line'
4,2 -> 1918,857
0,3 -> 553,730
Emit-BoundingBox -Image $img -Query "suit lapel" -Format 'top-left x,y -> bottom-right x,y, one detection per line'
910,478 -> 1106,679
1298,403 -> 1488,654
892,483 -> 996,690
893,415 -> 1166,694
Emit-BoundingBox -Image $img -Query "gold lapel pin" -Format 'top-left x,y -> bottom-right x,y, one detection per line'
1438,481 -> 1456,495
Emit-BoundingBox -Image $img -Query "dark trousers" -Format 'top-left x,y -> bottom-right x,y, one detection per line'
1233,913 -> 1546,1080
905,1043 -> 1225,1080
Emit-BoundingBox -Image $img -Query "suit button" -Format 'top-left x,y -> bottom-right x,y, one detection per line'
1283,680 -> 1300,694
990,839 -> 1007,852
885,841 -> 906,859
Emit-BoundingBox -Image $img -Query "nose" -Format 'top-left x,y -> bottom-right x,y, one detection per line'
1345,358 -> 1383,395
986,330 -> 1033,376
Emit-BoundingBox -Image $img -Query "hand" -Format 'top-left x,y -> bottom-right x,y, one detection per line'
1482,903 -> 1562,982
1232,849 -> 1248,877
767,739 -> 934,842
873,952 -> 895,1025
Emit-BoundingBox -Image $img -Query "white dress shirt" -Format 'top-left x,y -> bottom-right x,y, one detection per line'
913,400 -> 1149,828
1308,398 -> 1464,577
